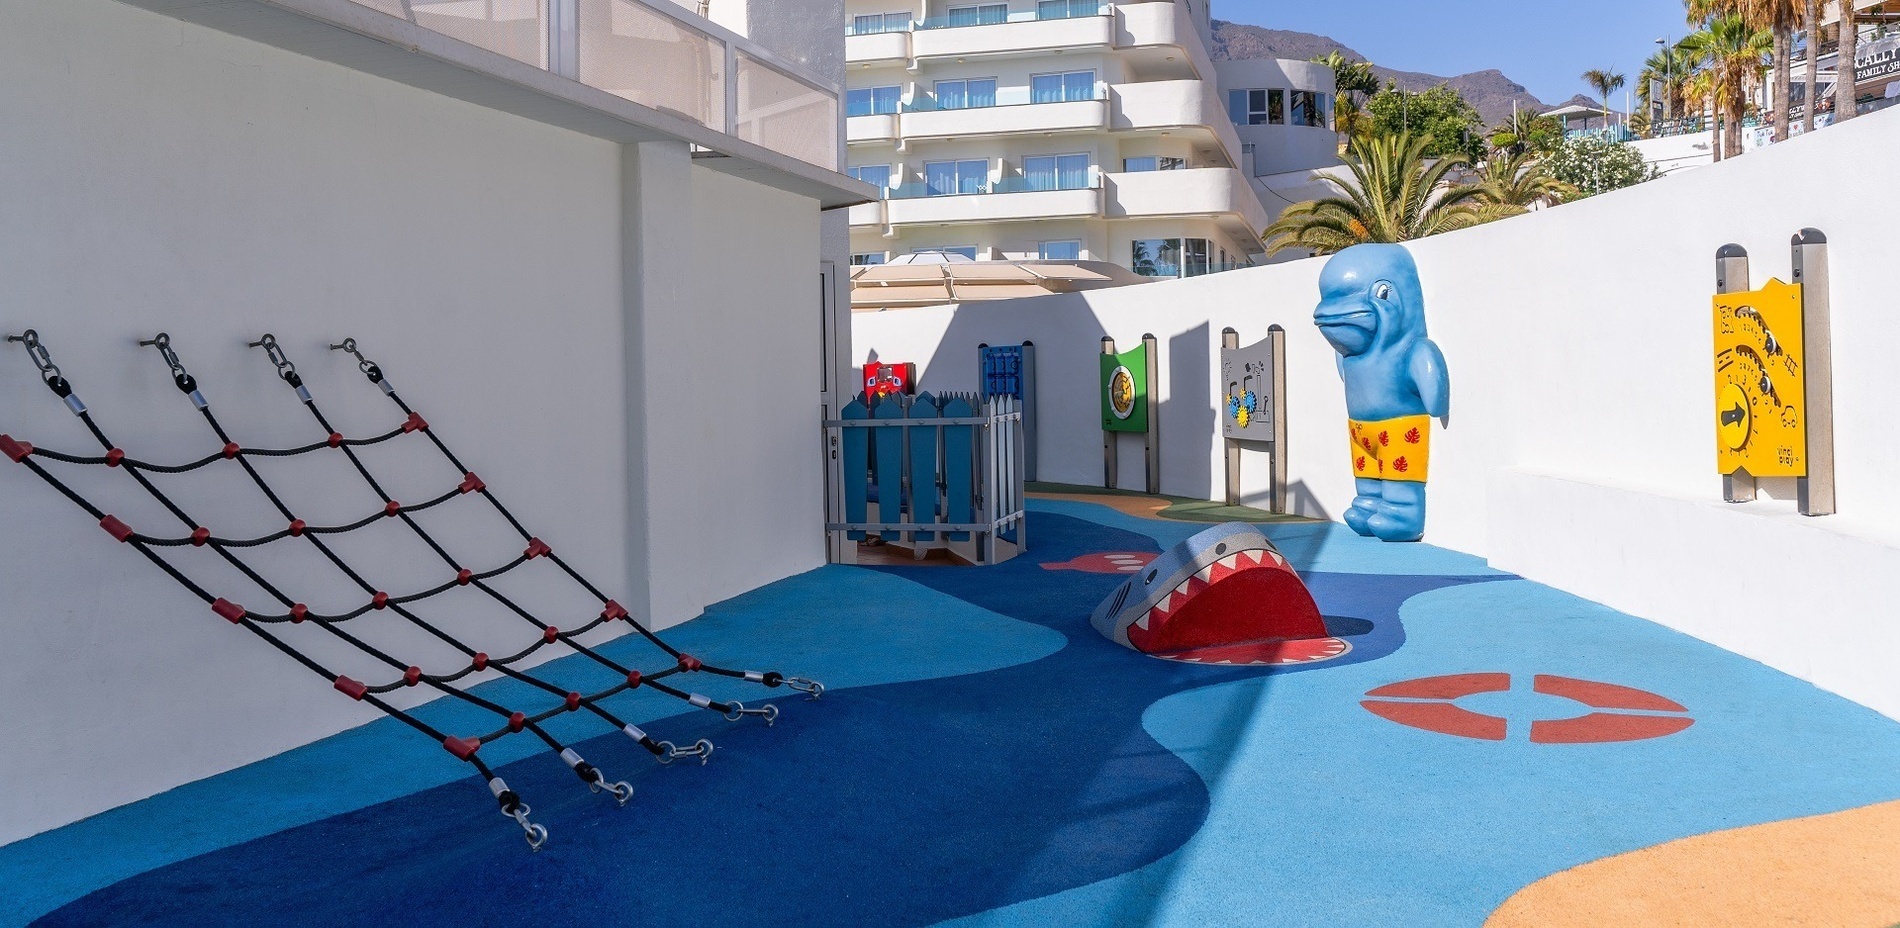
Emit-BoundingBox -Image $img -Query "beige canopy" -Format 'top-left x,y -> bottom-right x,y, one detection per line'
850,257 -> 1148,312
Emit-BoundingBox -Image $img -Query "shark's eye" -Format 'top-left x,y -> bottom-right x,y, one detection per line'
1373,282 -> 1394,301
1144,569 -> 1158,585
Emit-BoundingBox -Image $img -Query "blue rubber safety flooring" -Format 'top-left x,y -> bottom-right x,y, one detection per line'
7,499 -> 1900,927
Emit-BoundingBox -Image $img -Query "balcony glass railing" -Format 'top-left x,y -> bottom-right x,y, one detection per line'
913,1 -> 1106,31
886,177 -> 1101,199
901,86 -> 1105,112
344,0 -> 840,171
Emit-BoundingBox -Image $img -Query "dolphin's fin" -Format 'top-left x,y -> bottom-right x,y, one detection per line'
1408,337 -> 1451,422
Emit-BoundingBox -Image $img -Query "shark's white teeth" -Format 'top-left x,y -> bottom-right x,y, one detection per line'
1268,550 -> 1284,566
1135,610 -> 1152,630
1194,564 -> 1214,583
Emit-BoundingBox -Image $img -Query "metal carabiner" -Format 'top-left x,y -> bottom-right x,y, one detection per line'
656,738 -> 715,766
137,333 -> 187,378
722,701 -> 779,726
784,677 -> 826,700
328,336 -> 390,390
6,330 -> 61,381
246,333 -> 297,379
506,802 -> 549,852
587,771 -> 636,807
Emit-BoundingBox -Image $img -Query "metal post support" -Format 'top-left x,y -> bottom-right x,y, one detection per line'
1221,328 -> 1241,506
1101,336 -> 1118,490
1716,244 -> 1756,503
1792,229 -> 1835,516
1142,332 -> 1159,495
547,0 -> 579,79
1021,340 -> 1038,482
1268,324 -> 1289,515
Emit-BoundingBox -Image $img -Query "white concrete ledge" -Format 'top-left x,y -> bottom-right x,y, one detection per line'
1486,469 -> 1900,720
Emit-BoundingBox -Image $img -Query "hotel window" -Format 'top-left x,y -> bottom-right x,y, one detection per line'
846,85 -> 902,117
1226,89 -> 1285,125
847,164 -> 893,191
1023,153 -> 1090,191
1130,238 -> 1212,277
1036,0 -> 1097,19
1031,70 -> 1096,104
851,253 -> 888,266
946,3 -> 1007,26
1287,91 -> 1332,127
1038,240 -> 1082,260
935,78 -> 998,110
850,12 -> 909,34
1122,156 -> 1186,172
924,159 -> 989,196
934,246 -> 980,259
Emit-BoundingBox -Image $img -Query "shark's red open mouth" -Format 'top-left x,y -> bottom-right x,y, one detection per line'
1124,547 -> 1331,658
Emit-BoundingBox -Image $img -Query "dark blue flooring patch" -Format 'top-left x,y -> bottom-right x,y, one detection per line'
38,514 -> 1496,927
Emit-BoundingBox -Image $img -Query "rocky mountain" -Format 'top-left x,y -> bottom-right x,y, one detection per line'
1209,20 -> 1600,128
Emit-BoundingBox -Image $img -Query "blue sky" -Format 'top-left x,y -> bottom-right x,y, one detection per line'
1215,0 -> 1692,107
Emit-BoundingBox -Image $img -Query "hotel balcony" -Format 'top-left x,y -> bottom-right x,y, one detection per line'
900,97 -> 1109,142
1105,167 -> 1269,242
848,113 -> 902,145
111,0 -> 870,206
845,2 -> 1201,70
1109,80 -> 1245,167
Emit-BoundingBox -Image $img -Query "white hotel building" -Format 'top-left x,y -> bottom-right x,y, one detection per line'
842,0 -> 1339,280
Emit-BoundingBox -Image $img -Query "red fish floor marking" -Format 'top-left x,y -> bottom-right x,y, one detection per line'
1042,552 -> 1156,574
1360,673 -> 1693,744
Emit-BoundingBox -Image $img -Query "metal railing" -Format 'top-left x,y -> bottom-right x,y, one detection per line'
349,0 -> 839,170
913,1 -> 1106,31
885,176 -> 1101,200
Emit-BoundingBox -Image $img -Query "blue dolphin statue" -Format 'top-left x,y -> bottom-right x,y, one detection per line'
1312,244 -> 1449,542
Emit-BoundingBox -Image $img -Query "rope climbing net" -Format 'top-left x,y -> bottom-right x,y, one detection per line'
2,330 -> 823,850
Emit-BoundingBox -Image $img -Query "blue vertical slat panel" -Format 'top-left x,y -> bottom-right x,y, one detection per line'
873,394 -> 907,534
907,393 -> 941,541
942,395 -> 976,541
841,397 -> 871,540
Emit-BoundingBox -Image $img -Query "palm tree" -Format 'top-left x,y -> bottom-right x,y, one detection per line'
1582,67 -> 1627,130
1480,152 -> 1578,208
1640,45 -> 1695,131
1802,0 -> 1818,132
1835,0 -> 1859,122
1489,108 -> 1563,156
1261,132 -> 1515,256
1313,50 -> 1380,151
1681,67 -> 1723,158
1680,15 -> 1772,158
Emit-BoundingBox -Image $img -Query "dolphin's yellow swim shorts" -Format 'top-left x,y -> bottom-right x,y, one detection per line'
1349,415 -> 1430,483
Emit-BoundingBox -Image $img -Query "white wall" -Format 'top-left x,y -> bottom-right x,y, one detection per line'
0,0 -> 826,844
855,106 -> 1900,720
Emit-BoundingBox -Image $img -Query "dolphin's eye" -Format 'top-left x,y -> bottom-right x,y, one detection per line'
1373,282 -> 1394,301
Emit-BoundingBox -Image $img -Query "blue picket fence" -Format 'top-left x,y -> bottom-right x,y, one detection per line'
826,391 -> 1026,565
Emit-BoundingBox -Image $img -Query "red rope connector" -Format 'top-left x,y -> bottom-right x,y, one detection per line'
442,736 -> 481,760
471,652 -> 489,671
383,500 -> 401,518
402,412 -> 428,434
290,604 -> 308,623
212,598 -> 246,624
458,472 -> 485,495
334,676 -> 368,700
190,527 -> 211,547
564,692 -> 582,712
372,592 -> 390,610
508,712 -> 526,733
105,448 -> 125,467
542,626 -> 559,644
602,600 -> 628,622
403,666 -> 422,687
0,435 -> 31,464
455,568 -> 472,586
99,515 -> 133,542
524,538 -> 551,560
221,442 -> 241,460
678,653 -> 703,672
327,432 -> 343,449
626,670 -> 642,688
288,519 -> 306,537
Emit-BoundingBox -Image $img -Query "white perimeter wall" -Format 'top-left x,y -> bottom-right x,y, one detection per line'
0,0 -> 824,843
856,106 -> 1900,721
